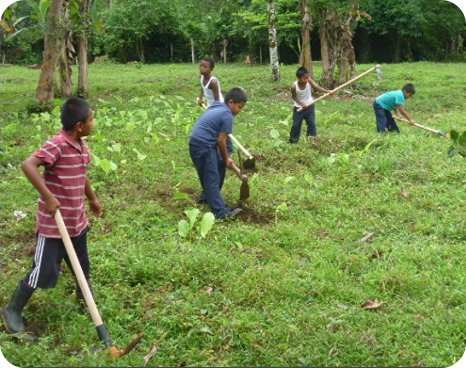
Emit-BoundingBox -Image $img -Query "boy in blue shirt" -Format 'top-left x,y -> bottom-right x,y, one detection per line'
373,84 -> 416,133
189,87 -> 247,219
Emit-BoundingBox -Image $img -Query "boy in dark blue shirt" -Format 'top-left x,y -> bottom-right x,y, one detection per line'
189,87 -> 247,219
373,83 -> 416,133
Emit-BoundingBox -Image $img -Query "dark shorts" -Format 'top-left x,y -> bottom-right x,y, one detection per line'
23,227 -> 90,289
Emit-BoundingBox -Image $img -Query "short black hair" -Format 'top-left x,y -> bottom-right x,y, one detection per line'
224,87 -> 247,104
61,97 -> 91,130
402,83 -> 416,95
201,57 -> 215,70
296,67 -> 310,78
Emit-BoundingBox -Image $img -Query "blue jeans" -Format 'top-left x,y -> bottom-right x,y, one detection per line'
189,143 -> 229,218
373,101 -> 399,133
289,106 -> 316,143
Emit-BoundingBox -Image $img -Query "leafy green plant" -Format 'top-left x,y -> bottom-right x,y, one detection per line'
448,130 -> 466,158
178,208 -> 215,239
92,154 -> 118,174
270,128 -> 284,147
274,202 -> 288,224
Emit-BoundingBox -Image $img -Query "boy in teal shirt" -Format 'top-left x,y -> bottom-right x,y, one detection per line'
373,84 -> 416,133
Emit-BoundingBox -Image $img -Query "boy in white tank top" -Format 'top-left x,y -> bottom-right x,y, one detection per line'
289,67 -> 331,143
197,56 -> 233,154
197,57 -> 223,108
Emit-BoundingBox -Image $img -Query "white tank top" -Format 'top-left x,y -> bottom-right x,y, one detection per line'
293,80 -> 313,108
201,75 -> 223,107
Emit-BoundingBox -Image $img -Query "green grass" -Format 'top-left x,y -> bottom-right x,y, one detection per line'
0,62 -> 465,367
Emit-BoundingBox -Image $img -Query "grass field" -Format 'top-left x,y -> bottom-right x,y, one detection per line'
0,62 -> 465,367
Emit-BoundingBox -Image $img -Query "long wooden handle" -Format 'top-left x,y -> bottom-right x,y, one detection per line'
229,134 -> 253,159
230,162 -> 243,179
392,116 -> 446,136
297,65 -> 378,112
54,210 -> 103,327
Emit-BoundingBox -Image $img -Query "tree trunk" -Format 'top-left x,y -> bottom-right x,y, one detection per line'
170,42 -> 174,63
135,37 -> 145,63
259,45 -> 262,65
337,19 -> 356,84
59,50 -> 72,97
222,38 -> 227,63
77,0 -> 92,98
319,5 -> 357,88
267,0 -> 280,81
319,9 -> 333,88
35,0 -> 64,104
191,38 -> 195,64
59,0 -> 72,98
299,0 -> 313,76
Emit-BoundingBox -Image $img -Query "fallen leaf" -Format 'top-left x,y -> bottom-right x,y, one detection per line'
143,345 -> 158,366
400,188 -> 410,198
358,232 -> 374,243
13,210 -> 26,221
200,326 -> 213,334
206,287 -> 213,297
361,299 -> 385,310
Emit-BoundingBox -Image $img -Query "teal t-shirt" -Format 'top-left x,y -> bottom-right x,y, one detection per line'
375,90 -> 405,111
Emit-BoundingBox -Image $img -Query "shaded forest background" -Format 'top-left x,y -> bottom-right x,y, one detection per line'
1,0 -> 465,66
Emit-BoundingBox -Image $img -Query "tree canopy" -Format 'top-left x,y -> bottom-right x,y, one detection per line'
1,0 -> 464,64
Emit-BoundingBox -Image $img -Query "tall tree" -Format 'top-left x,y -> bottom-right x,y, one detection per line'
298,0 -> 312,76
35,0 -> 64,104
316,0 -> 365,87
59,0 -> 73,98
267,0 -> 280,81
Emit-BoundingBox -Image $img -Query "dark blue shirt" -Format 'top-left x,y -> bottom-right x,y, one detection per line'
189,102 -> 233,147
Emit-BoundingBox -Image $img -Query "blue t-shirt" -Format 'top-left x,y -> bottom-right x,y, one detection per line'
189,102 -> 233,147
375,90 -> 405,111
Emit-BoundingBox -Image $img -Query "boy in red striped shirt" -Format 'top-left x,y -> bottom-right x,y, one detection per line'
1,97 -> 101,336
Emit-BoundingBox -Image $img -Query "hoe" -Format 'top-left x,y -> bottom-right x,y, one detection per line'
55,210 -> 144,358
230,163 -> 250,201
392,115 -> 447,137
297,64 -> 384,112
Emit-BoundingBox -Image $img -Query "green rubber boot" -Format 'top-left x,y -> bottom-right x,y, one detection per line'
1,283 -> 34,334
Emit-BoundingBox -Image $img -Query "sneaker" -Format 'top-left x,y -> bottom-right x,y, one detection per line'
224,208 -> 243,218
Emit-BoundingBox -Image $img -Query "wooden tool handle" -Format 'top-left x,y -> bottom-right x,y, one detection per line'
54,210 -> 103,327
297,65 -> 378,112
393,116 -> 446,136
229,134 -> 253,159
230,162 -> 246,181
196,97 -> 207,110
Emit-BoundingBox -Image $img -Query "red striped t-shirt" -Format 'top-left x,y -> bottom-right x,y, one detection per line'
32,129 -> 91,238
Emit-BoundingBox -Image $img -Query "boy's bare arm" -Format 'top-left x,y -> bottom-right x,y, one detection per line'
395,106 -> 415,125
210,79 -> 221,101
85,178 -> 102,217
309,78 -> 332,94
198,87 -> 204,105
22,156 -> 60,214
217,133 -> 233,169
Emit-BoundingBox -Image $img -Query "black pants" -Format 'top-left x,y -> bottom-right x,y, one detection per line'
289,105 -> 316,143
22,227 -> 90,289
